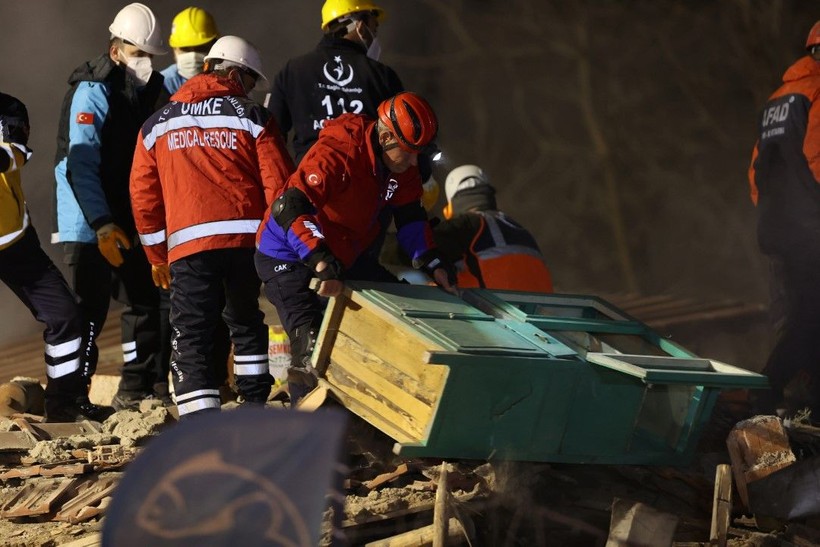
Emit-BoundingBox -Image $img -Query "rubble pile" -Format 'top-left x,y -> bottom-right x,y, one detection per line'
3,385 -> 820,545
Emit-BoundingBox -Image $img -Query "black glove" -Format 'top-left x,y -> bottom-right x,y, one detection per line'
305,244 -> 344,281
412,249 -> 456,286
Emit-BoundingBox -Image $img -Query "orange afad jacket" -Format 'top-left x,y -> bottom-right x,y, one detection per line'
748,55 -> 820,206
130,73 -> 295,265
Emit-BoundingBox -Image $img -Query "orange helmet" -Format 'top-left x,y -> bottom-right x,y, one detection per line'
807,21 -> 820,50
377,92 -> 438,153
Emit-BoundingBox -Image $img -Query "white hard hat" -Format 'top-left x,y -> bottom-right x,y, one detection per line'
109,2 -> 167,56
204,36 -> 267,81
445,164 -> 489,204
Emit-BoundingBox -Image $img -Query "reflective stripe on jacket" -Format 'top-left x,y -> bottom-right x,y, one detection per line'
436,211 -> 553,293
130,73 -> 294,265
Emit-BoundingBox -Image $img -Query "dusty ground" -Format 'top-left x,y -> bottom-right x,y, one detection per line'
0,385 -> 819,546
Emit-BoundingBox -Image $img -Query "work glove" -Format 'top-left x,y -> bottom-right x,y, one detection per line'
306,245 -> 345,297
151,264 -> 171,290
96,223 -> 131,267
413,249 -> 457,288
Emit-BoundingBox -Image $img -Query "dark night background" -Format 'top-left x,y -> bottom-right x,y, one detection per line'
2,0 -> 818,373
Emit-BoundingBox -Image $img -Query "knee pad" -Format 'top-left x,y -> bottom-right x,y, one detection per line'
290,322 -> 320,369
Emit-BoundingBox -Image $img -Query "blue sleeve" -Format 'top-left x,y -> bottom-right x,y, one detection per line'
396,219 -> 434,263
160,64 -> 184,95
66,81 -> 111,227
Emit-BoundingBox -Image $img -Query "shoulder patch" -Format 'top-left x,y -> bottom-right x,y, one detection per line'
307,173 -> 323,187
76,112 -> 94,125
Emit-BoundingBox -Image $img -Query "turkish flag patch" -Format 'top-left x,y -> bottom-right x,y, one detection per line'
76,112 -> 94,125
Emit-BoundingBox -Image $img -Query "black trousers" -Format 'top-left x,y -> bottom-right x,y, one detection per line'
758,252 -> 820,414
1,227 -> 86,399
255,250 -> 397,358
63,241 -> 162,395
170,248 -> 270,417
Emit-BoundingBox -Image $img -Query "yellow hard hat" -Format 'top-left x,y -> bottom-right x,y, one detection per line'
421,177 -> 440,212
321,0 -> 384,31
168,7 -> 219,48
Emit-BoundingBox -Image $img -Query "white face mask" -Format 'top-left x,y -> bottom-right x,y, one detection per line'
356,24 -> 381,61
119,50 -> 153,85
176,51 -> 205,80
366,37 -> 382,61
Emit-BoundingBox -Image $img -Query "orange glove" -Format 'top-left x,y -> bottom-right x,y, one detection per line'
151,264 -> 171,290
96,223 -> 131,267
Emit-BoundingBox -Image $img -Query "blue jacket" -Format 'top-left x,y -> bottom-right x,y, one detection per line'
160,64 -> 187,95
53,54 -> 167,243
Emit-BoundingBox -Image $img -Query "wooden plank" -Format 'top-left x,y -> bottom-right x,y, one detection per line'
332,332 -> 437,419
312,292 -> 348,375
325,380 -> 417,443
433,462 -> 449,547
337,298 -> 447,390
364,518 -> 464,547
325,357 -> 427,441
710,464 -> 732,547
363,463 -> 409,491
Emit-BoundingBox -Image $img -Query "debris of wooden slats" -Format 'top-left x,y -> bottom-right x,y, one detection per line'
343,487 -> 483,529
0,430 -> 38,452
606,498 -> 678,547
0,477 -> 77,517
10,418 -> 102,440
363,463 -> 409,491
53,475 -> 118,523
60,533 -> 101,547
78,445 -> 137,465
0,461 -> 92,480
726,415 -> 796,509
364,517 -> 465,547
709,464 -> 732,547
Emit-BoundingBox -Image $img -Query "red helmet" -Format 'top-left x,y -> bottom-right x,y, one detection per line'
377,92 -> 438,153
807,21 -> 820,50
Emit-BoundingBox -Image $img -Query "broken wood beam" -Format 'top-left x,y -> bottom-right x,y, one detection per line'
709,464 -> 732,547
363,517 -> 464,547
433,462 -> 449,547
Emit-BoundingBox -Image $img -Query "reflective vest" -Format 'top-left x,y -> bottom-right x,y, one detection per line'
456,211 -> 553,293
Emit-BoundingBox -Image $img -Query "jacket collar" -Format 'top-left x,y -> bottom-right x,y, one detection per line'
319,34 -> 367,55
171,72 -> 245,103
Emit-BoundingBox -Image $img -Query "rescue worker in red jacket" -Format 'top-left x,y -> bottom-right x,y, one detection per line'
130,36 -> 294,418
434,165 -> 553,293
748,21 -> 820,417
255,91 -> 455,405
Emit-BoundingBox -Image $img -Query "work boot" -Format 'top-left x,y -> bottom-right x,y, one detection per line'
45,397 -> 115,423
152,382 -> 175,406
287,365 -> 319,408
111,391 -> 151,411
